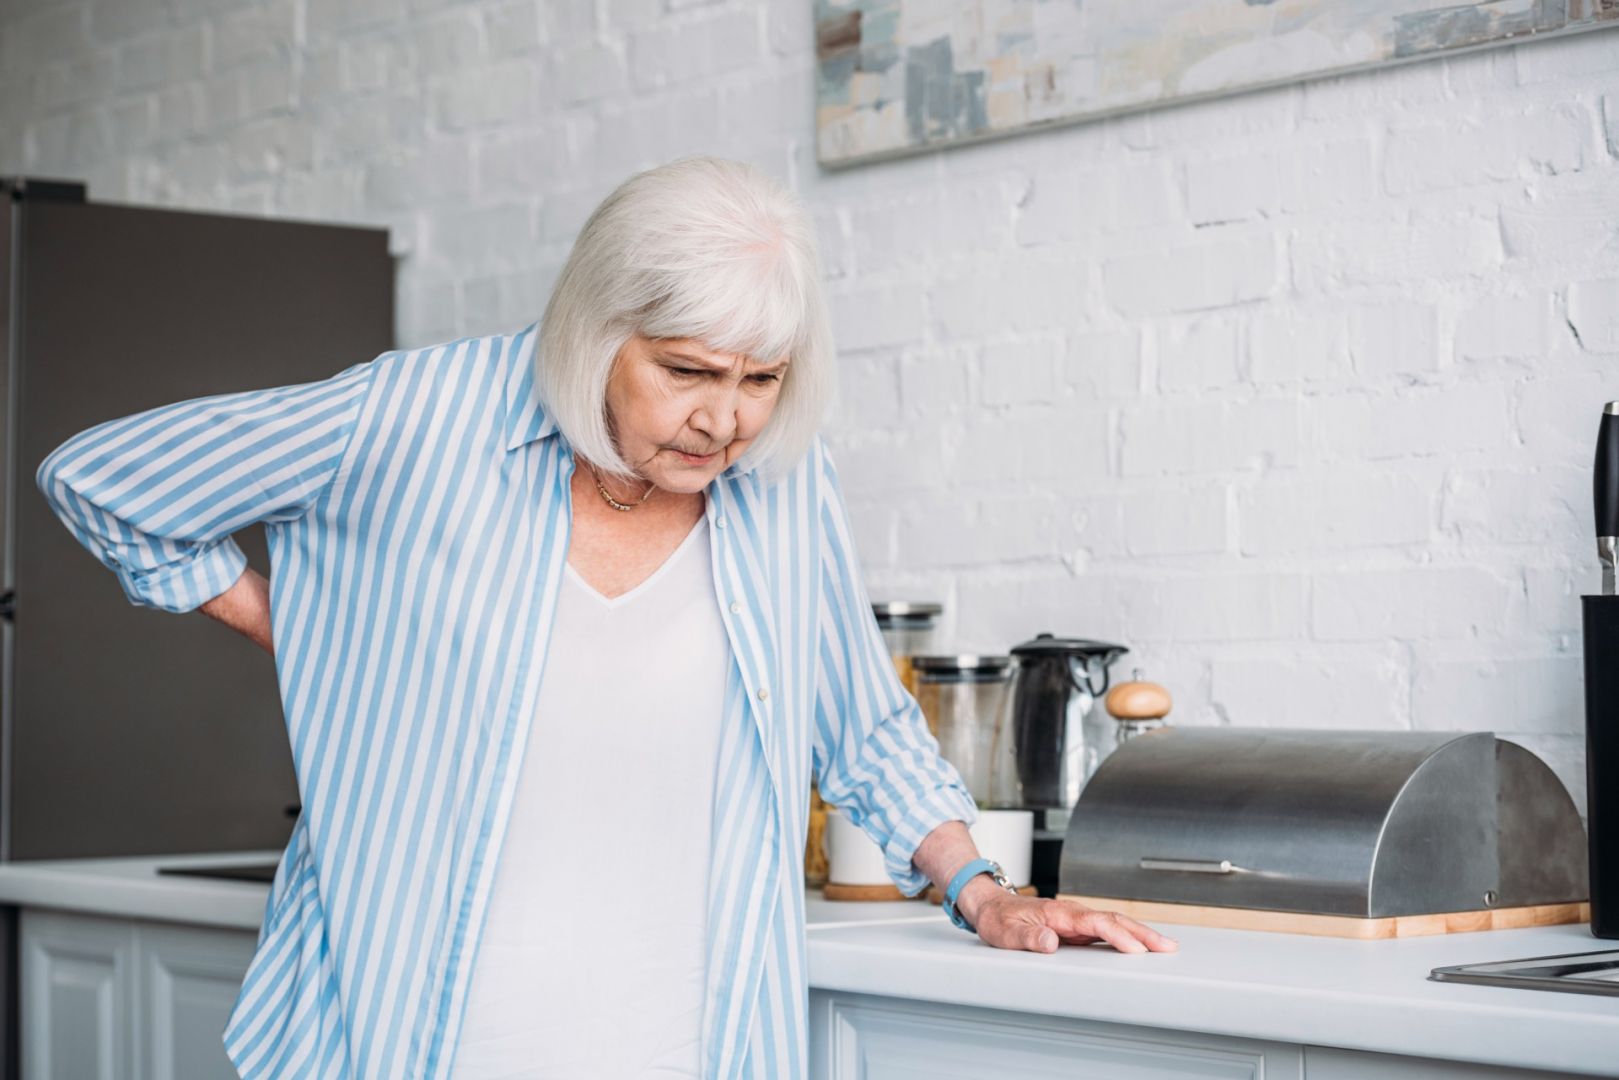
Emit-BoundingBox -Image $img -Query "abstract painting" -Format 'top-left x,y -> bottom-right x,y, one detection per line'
814,0 -> 1619,167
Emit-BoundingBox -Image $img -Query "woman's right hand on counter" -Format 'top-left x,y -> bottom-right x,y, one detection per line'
967,885 -> 1180,956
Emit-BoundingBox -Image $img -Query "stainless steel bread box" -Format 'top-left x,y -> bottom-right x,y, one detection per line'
1059,728 -> 1589,918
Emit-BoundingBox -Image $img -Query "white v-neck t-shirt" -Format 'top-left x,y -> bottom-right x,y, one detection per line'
453,515 -> 729,1079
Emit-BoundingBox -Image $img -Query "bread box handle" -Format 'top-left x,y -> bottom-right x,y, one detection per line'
1140,857 -> 1249,874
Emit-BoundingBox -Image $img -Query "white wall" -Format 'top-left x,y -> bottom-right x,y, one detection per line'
3,0 -> 1615,808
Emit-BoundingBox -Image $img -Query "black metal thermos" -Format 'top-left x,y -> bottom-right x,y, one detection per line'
1585,401 -> 1619,938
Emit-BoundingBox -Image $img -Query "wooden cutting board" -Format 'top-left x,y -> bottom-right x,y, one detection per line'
1058,893 -> 1592,939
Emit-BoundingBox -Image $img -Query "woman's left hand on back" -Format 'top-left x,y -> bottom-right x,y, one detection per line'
973,894 -> 1180,954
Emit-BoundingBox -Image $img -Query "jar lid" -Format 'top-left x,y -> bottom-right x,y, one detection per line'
880,599 -> 945,615
874,599 -> 945,625
1009,632 -> 1129,659
911,654 -> 1012,678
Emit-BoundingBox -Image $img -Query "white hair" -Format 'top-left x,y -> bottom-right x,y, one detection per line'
535,155 -> 837,484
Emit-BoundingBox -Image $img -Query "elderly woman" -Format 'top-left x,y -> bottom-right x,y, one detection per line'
36,156 -> 1175,1080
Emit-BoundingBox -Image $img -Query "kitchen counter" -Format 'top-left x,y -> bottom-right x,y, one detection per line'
0,847 -> 282,931
0,849 -> 940,932
3,852 -> 1615,1076
805,902 -> 1619,1077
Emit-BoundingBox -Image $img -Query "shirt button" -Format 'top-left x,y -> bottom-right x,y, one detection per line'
729,601 -> 742,615
757,687 -> 770,702
716,516 -> 728,528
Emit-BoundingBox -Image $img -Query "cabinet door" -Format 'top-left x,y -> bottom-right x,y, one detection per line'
20,909 -> 137,1080
810,990 -> 1303,1079
136,922 -> 256,1080
1304,1046 -> 1597,1080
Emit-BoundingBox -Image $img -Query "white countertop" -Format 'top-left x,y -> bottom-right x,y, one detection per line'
2,851 -> 1615,1075
806,908 -> 1619,1077
0,848 -> 283,930
0,849 -> 940,933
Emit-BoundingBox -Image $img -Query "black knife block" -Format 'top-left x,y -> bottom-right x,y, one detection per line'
1583,594 -> 1619,938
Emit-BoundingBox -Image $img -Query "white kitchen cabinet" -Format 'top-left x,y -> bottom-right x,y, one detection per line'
20,908 -> 255,1080
137,920 -> 258,1080
21,909 -> 136,1080
810,990 -> 1305,1079
1301,1047 -> 1605,1080
5,859 -> 1614,1079
809,991 -> 1604,1080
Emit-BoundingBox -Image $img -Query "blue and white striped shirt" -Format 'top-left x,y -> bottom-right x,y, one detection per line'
35,320 -> 979,1079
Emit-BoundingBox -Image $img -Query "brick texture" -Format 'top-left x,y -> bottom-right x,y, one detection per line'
4,2 -> 1615,808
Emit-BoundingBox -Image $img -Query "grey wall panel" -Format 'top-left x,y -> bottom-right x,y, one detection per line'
8,195 -> 393,861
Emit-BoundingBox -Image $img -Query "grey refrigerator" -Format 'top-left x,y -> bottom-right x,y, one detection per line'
0,176 -> 394,1079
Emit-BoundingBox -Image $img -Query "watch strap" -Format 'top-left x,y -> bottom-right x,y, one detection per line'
942,857 -> 1013,934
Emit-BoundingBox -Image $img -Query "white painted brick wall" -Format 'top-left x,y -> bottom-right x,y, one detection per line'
4,0 -> 1615,813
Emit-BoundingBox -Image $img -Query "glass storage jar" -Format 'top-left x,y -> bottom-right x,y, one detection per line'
911,654 -> 1014,807
872,601 -> 943,704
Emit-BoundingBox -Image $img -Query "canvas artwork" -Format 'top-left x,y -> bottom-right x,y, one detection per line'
814,0 -> 1619,167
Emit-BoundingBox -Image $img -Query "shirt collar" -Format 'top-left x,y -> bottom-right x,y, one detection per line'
502,320 -> 559,452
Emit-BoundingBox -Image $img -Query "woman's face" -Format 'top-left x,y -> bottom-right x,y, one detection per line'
602,333 -> 789,495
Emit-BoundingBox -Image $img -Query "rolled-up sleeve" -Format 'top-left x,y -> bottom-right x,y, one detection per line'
809,441 -> 979,896
34,358 -> 376,615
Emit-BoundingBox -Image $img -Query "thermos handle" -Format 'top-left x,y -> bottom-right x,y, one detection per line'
1598,404 -> 1619,536
1598,403 -> 1618,594
1066,654 -> 1117,698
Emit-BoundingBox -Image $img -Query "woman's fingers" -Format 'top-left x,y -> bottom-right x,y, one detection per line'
973,896 -> 1180,954
1051,903 -> 1178,953
1074,910 -> 1147,953
1112,912 -> 1180,951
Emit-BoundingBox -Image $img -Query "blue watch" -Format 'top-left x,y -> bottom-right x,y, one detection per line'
941,858 -> 1017,934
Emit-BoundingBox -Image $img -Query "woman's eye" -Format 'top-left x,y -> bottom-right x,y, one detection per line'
751,374 -> 780,384
669,367 -> 702,378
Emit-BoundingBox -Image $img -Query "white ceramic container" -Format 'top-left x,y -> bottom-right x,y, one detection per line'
825,806 -> 1034,887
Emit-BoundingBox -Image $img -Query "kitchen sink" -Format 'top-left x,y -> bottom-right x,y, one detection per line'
1429,949 -> 1619,997
155,861 -> 279,883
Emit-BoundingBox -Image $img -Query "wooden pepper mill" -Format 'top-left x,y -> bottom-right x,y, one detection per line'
1103,668 -> 1173,744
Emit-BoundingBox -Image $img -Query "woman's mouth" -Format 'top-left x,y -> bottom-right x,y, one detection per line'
670,448 -> 717,464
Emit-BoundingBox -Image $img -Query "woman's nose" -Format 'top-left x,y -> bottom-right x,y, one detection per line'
692,386 -> 739,443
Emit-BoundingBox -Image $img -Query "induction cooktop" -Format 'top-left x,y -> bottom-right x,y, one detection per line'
1429,949 -> 1619,997
156,861 -> 279,883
